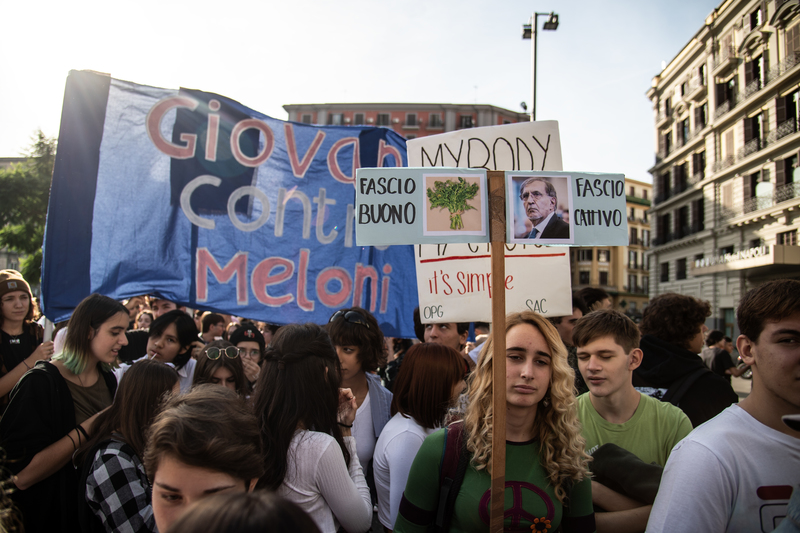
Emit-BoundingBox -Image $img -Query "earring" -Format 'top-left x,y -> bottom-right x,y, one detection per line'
542,395 -> 550,408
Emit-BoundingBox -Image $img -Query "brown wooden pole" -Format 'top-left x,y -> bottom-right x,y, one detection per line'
487,170 -> 506,533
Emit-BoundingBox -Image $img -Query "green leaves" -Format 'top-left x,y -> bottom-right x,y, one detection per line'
426,177 -> 480,230
0,131 -> 56,285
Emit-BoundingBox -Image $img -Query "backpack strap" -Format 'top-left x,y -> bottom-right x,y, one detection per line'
435,421 -> 470,532
662,367 -> 709,406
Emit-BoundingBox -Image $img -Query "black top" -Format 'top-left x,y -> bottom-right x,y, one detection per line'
0,323 -> 42,411
0,361 -> 117,533
635,334 -> 738,427
711,349 -> 736,383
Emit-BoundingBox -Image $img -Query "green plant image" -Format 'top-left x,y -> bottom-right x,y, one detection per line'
426,177 -> 480,230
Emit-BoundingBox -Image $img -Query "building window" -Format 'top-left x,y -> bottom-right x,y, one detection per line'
695,102 -> 708,130
664,132 -> 672,155
660,262 -> 669,282
376,113 -> 391,126
751,7 -> 762,29
679,118 -> 689,146
597,249 -> 610,263
642,276 -> 649,293
354,113 -> 365,125
643,189 -> 648,200
429,113 -> 443,128
693,150 -> 706,179
699,64 -> 707,86
628,250 -> 638,268
787,23 -> 800,55
778,230 -> 798,245
579,271 -> 590,285
628,274 -> 638,291
459,115 -> 474,129
629,186 -> 636,196
301,114 -> 313,124
405,113 -> 417,127
676,258 -> 687,280
664,97 -> 671,117
681,81 -> 689,96
720,245 -> 734,255
599,271 -> 609,286
643,229 -> 650,247
328,113 -> 343,126
578,249 -> 594,262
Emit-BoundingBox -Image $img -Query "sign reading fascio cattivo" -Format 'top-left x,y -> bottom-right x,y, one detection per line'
42,70 -> 417,336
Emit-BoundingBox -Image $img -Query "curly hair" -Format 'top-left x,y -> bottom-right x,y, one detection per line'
639,293 -> 711,350
325,307 -> 387,372
463,311 -> 590,503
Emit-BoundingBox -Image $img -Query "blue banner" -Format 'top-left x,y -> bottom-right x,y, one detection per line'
43,71 -> 416,336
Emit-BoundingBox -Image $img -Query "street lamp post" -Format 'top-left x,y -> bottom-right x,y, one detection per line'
522,11 -> 559,121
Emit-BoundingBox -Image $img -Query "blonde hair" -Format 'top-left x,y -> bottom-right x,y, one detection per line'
463,311 -> 590,503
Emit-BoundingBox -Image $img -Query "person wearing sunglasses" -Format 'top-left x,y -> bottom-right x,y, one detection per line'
192,340 -> 250,398
326,307 -> 392,506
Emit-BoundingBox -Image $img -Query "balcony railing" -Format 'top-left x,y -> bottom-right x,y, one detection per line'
690,170 -> 705,185
736,137 -> 762,160
714,91 -> 738,119
742,78 -> 763,99
686,76 -> 707,101
720,182 -> 800,221
622,285 -> 649,294
713,46 -> 738,74
766,51 -> 800,84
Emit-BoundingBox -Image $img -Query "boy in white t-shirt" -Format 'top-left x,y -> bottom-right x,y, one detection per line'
648,279 -> 800,533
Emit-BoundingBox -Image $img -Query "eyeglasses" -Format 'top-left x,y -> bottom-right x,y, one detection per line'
206,346 -> 239,360
519,190 -> 547,201
328,310 -> 370,329
238,348 -> 261,359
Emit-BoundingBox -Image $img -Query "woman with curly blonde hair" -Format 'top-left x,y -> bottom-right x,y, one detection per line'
394,311 -> 595,533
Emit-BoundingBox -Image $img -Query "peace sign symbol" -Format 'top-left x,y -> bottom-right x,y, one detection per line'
478,481 -> 556,530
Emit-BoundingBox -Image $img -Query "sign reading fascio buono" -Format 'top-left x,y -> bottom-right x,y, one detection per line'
355,167 -> 488,246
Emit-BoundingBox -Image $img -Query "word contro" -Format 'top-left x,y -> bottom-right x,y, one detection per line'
575,178 -> 625,198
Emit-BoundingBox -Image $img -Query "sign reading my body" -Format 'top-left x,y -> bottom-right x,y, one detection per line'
573,177 -> 626,228
358,176 -> 417,225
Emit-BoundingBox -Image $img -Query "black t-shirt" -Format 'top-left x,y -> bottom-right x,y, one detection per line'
711,349 -> 735,382
0,324 -> 42,376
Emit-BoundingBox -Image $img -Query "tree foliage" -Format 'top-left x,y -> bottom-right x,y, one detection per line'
0,131 -> 56,284
426,177 -> 480,230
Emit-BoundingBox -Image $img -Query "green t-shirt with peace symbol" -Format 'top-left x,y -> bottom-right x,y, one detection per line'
394,428 -> 595,533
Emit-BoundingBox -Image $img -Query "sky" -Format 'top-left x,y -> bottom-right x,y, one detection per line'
0,0 -> 722,184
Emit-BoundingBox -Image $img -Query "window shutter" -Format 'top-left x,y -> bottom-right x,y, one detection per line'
744,116 -> 754,143
745,59 -> 755,86
743,174 -> 754,200
716,83 -> 727,105
695,106 -> 702,129
777,159 -> 787,187
659,133 -> 665,156
743,14 -> 751,34
677,124 -> 684,145
777,96 -> 787,125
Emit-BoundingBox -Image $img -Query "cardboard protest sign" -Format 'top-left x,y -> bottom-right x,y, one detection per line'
507,171 -> 628,246
408,123 -> 571,321
43,70 -> 417,336
407,120 -> 562,171
415,243 -> 572,323
355,167 -> 488,246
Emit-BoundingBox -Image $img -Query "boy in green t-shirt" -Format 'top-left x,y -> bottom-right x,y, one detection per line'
573,309 -> 692,533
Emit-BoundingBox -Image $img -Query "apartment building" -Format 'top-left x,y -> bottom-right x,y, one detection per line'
647,0 -> 800,336
571,179 -> 652,319
282,103 -> 528,139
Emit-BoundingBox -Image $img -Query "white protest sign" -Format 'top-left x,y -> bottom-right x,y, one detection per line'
506,171 -> 628,246
415,243 -> 572,323
409,122 -> 571,322
407,121 -> 562,170
355,168 -> 489,246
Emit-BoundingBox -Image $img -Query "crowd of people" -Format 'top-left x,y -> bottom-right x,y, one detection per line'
0,266 -> 797,533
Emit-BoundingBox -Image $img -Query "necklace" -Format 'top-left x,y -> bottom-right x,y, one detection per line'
8,334 -> 20,345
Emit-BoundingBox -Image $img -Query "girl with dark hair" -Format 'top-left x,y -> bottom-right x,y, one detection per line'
146,310 -> 198,393
192,340 -> 250,396
0,293 -> 130,532
145,385 -> 264,532
0,269 -> 55,408
164,492 -> 321,533
373,343 -> 466,531
253,323 -> 372,533
325,307 -> 392,479
394,311 -> 595,533
136,309 -> 154,329
77,359 -> 179,532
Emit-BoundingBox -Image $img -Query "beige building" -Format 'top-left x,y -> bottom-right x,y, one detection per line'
282,103 -> 528,140
647,0 -> 800,336
571,179 -> 652,319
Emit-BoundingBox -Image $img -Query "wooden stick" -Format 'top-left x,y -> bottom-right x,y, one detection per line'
487,171 -> 506,533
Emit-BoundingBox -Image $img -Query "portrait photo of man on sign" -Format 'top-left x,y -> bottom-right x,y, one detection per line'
510,174 -> 573,244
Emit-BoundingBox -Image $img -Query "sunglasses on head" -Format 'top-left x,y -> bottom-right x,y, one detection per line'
328,310 -> 370,329
205,346 -> 239,360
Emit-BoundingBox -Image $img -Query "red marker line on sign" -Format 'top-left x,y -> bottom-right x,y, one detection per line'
420,253 -> 566,264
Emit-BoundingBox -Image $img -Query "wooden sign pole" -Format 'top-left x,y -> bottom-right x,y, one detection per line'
487,170 -> 507,533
